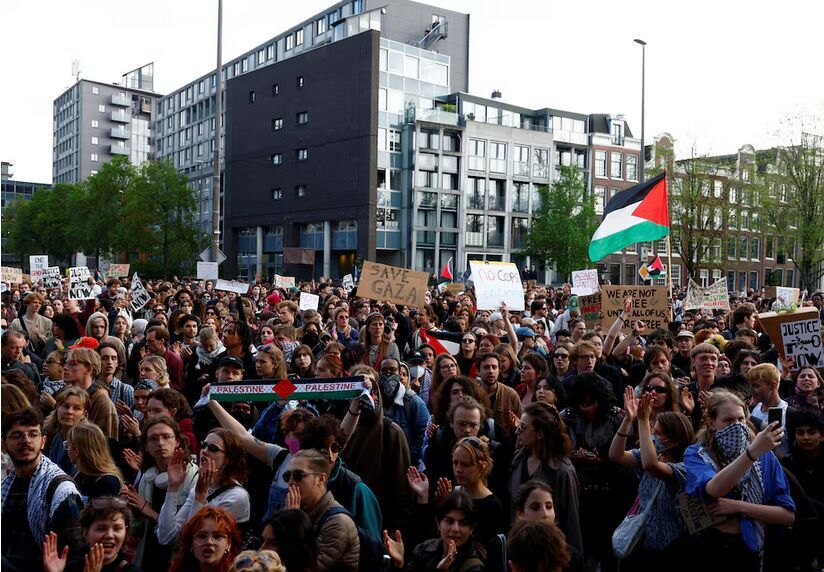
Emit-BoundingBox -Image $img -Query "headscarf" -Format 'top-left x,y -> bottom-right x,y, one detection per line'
131,318 -> 148,342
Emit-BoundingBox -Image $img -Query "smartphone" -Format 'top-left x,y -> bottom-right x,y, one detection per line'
768,407 -> 783,426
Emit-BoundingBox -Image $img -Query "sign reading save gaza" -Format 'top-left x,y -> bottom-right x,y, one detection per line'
359,261 -> 428,308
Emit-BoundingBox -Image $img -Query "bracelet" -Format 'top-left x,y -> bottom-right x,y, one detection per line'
142,499 -> 148,511
348,408 -> 361,417
616,431 -> 629,438
745,447 -> 757,462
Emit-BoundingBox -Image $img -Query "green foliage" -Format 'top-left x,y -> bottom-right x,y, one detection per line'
3,159 -> 203,278
521,165 -> 596,281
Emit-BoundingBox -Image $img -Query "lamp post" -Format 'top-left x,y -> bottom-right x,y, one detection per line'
633,39 -> 646,183
211,0 -> 223,262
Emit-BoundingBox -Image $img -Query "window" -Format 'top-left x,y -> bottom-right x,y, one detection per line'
296,111 -> 308,125
594,186 -> 606,215
466,177 -> 486,209
728,236 -> 736,258
272,83 -> 279,96
91,153 -> 99,162
714,180 -> 723,198
248,90 -> 256,103
611,122 -> 623,145
488,179 -> 506,210
271,153 -> 282,166
626,155 -> 638,181
296,148 -> 308,161
267,45 -> 275,60
513,145 -> 530,176
98,104 -> 106,113
533,148 -> 549,179
388,130 -> 401,152
296,76 -> 304,88
286,34 -> 294,50
611,152 -> 623,179
739,237 -> 749,259
700,269 -> 709,288
91,120 -> 98,128
272,188 -> 282,200
296,29 -> 304,46
489,142 -> 507,173
765,235 -> 774,258
91,137 -> 98,145
595,150 -> 607,177
257,50 -> 265,65
271,118 -> 282,131
785,269 -> 795,287
469,139 -> 486,171
751,237 -> 760,259
512,182 -> 530,213
466,215 -> 484,246
296,185 -> 306,198
316,17 -> 327,35
404,55 -> 419,79
92,86 -> 99,95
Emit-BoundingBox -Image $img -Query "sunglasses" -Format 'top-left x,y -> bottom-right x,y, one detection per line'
553,353 -> 569,359
458,436 -> 486,450
461,339 -> 476,344
283,469 -> 322,482
233,552 -> 279,570
200,441 -> 224,453
643,385 -> 668,394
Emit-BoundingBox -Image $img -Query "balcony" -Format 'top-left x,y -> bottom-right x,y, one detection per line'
110,110 -> 130,123
110,126 -> 130,139
417,108 -> 459,126
110,145 -> 130,156
111,93 -> 130,107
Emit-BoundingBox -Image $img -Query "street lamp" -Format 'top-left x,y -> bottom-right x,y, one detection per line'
634,39 -> 646,183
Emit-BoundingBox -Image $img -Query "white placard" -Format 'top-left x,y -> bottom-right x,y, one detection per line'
469,261 -> 525,311
775,287 -> 797,306
129,273 -> 151,312
274,274 -> 296,289
299,292 -> 320,311
342,274 -> 355,292
780,317 -> 824,371
571,269 -> 599,295
1,267 -> 23,284
684,278 -> 730,311
215,279 -> 250,294
30,255 -> 48,271
68,266 -> 94,300
43,267 -> 62,289
197,261 -> 219,280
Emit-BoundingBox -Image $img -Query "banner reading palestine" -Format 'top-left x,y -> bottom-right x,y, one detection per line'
206,376 -> 367,403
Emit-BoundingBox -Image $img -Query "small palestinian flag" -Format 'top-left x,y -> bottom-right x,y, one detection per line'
440,257 -> 454,282
418,328 -> 463,355
589,172 -> 669,263
648,255 -> 665,276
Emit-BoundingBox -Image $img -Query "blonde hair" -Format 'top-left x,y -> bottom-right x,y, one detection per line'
452,436 -> 494,484
44,385 -> 91,438
229,550 -> 285,572
747,363 -> 780,388
199,325 -> 218,344
139,355 -> 170,386
66,421 -> 124,485
68,348 -> 101,378
695,389 -> 755,467
257,344 -> 287,379
1,384 -> 31,415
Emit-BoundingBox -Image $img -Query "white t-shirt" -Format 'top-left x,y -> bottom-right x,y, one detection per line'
751,399 -> 790,457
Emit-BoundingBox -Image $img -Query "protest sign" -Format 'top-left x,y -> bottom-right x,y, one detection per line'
274,274 -> 296,289
68,267 -> 94,300
197,261 -> 219,280
758,307 -> 823,370
215,279 -> 250,295
677,492 -> 727,534
601,285 -> 669,334
43,267 -> 62,289
579,292 -> 602,329
683,278 -> 730,311
571,269 -> 599,295
342,274 -> 355,292
129,273 -> 151,312
445,283 -> 464,295
108,264 -> 130,277
766,286 -> 799,306
359,261 -> 428,308
469,261 -> 525,311
30,255 -> 48,271
299,292 -> 320,311
205,377 -> 367,403
1,266 -> 23,284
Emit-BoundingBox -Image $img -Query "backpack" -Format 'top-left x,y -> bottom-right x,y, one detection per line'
317,505 -> 389,571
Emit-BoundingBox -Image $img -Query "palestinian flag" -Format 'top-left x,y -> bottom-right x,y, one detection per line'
440,257 -> 454,282
588,172 -> 669,263
205,377 -> 367,403
648,255 -> 665,276
418,328 -> 463,355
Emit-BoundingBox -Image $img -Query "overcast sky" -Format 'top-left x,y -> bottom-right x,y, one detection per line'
2,0 -> 822,183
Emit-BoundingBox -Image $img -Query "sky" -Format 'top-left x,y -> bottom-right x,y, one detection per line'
2,0 -> 822,183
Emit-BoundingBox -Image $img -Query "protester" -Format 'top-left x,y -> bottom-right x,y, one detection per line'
168,506 -> 242,572
260,508 -> 319,571
65,421 -> 124,501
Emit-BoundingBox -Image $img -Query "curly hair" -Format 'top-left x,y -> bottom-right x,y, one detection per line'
298,413 -> 348,454
432,376 -> 493,427
452,435 -> 494,484
566,372 -> 616,418
149,387 -> 193,421
169,506 -> 241,572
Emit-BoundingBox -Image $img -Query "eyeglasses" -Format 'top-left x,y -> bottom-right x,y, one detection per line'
7,430 -> 42,441
440,363 -> 458,371
90,497 -> 128,510
461,339 -> 476,344
200,441 -> 225,453
147,433 -> 176,443
193,531 -> 230,544
553,353 -> 569,359
643,385 -> 668,394
283,469 -> 322,482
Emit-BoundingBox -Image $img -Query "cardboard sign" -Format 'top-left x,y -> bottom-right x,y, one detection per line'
677,492 -> 727,534
571,269 -> 599,295
579,292 -> 602,329
43,267 -> 62,289
342,274 -> 355,293
1,266 -> 23,284
274,274 -> 296,289
683,278 -> 730,311
759,307 -> 823,370
129,273 -> 151,312
601,286 -> 669,334
766,286 -> 800,306
197,261 -> 219,280
215,279 -> 250,295
108,264 -> 131,277
469,261 -> 525,311
283,247 -> 315,265
68,267 -> 94,300
445,283 -> 464,295
359,261 -> 428,308
299,292 -> 320,311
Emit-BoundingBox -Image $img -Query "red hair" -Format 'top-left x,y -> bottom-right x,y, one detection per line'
169,506 -> 241,572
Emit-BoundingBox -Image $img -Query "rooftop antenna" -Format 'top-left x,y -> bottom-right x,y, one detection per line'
72,59 -> 81,82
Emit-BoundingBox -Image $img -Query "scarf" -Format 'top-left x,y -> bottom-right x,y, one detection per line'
793,386 -> 822,412
1,455 -> 78,544
698,421 -> 765,547
196,342 -> 226,367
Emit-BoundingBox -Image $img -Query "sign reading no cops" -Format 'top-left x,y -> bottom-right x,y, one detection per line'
469,261 -> 525,310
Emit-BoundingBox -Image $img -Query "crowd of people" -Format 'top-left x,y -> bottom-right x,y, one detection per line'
1,274 -> 823,572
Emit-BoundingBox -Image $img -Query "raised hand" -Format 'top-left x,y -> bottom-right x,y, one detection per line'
637,392 -> 653,423
120,485 -> 149,515
508,410 -> 522,431
437,539 -> 458,570
681,387 -> 695,414
115,400 -> 131,418
623,296 -> 634,315
42,531 -> 69,572
406,466 -> 430,502
121,414 -> 140,438
623,386 -> 638,421
425,421 -> 439,440
435,477 -> 453,502
122,449 -> 142,473
83,543 -> 105,572
195,456 -> 219,500
749,421 -> 784,458
383,530 -> 405,568
166,449 -> 187,492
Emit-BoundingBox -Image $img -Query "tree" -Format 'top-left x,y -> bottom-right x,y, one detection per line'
82,156 -> 137,258
521,165 -> 596,281
759,119 -> 824,291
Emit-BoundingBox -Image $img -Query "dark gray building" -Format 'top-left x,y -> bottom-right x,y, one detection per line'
1,162 -> 51,266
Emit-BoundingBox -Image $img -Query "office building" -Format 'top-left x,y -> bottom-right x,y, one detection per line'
53,64 -> 158,183
1,161 -> 51,266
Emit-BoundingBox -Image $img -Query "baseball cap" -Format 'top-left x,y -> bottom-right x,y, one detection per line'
407,350 -> 426,364
266,292 -> 281,306
217,355 -> 245,370
676,330 -> 695,339
568,295 -> 580,313
514,326 -> 537,339
69,337 -> 100,350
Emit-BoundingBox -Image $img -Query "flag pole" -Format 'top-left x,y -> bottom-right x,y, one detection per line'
665,169 -> 674,321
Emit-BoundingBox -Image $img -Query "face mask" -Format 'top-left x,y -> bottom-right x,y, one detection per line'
409,365 -> 425,379
284,436 -> 301,455
714,421 -> 750,463
651,434 -> 670,454
378,373 -> 401,401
